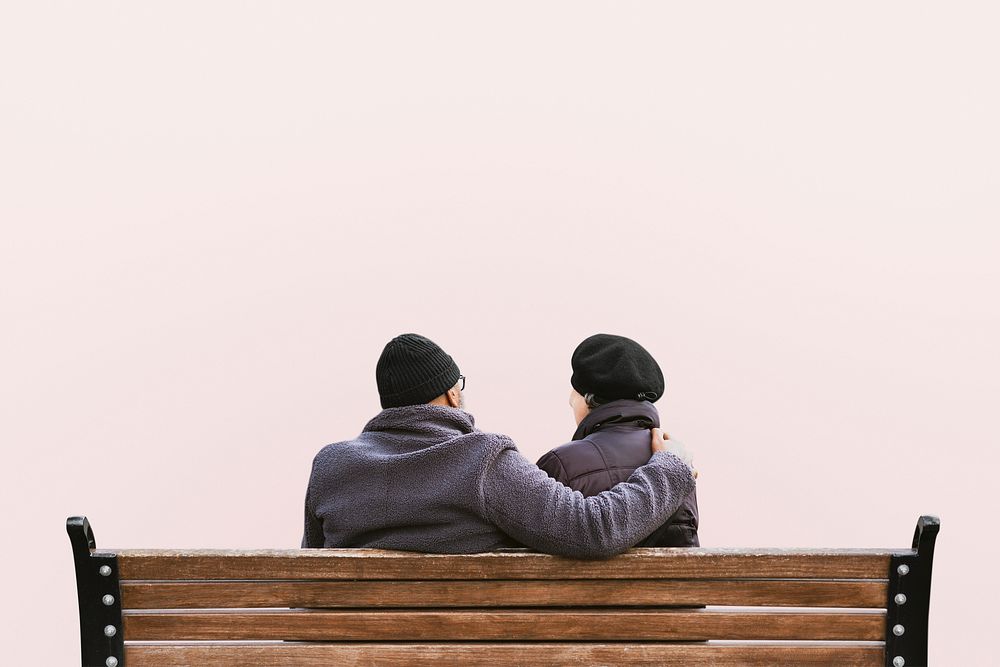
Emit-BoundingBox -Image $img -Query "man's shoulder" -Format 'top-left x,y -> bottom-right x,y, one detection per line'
312,430 -> 516,466
459,430 -> 519,459
310,436 -> 363,468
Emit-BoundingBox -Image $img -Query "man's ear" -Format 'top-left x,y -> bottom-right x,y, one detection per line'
446,387 -> 461,408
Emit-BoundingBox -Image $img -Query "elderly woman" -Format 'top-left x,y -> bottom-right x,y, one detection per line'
536,333 -> 700,547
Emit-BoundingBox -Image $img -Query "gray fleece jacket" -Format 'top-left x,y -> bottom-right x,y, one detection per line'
302,404 -> 695,559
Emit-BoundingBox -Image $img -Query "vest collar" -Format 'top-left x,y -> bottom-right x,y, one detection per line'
573,399 -> 660,440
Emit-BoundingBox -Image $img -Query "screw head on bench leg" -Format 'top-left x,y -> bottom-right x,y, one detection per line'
892,624 -> 905,636
102,594 -> 115,606
892,657 -> 905,667
897,563 -> 909,576
104,625 -> 117,637
106,658 -> 119,667
894,593 -> 907,605
99,565 -> 112,577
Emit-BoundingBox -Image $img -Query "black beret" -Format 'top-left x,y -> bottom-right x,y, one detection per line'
571,334 -> 664,403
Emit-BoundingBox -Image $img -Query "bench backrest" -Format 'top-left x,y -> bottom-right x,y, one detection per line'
68,515 -> 938,667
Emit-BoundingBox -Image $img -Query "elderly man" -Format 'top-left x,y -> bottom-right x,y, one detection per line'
302,333 -> 695,558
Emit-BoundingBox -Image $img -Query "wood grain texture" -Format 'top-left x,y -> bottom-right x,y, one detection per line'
111,548 -> 897,581
122,608 -> 886,641
125,642 -> 885,666
121,578 -> 889,609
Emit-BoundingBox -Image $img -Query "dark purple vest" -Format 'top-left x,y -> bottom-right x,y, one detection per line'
536,400 -> 700,547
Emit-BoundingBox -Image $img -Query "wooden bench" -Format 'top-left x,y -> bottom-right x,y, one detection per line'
68,515 -> 939,667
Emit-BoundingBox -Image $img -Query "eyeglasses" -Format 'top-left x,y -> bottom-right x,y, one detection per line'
457,375 -> 466,391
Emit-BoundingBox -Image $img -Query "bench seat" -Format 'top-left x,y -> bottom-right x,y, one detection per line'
68,515 -> 939,666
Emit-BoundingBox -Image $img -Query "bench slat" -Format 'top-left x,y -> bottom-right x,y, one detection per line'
122,609 -> 886,641
112,548 -> 894,581
125,642 -> 885,666
121,579 -> 888,609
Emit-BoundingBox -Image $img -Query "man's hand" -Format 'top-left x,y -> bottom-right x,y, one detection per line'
651,427 -> 698,479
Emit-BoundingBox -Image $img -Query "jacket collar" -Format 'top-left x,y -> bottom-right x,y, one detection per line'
573,399 -> 660,440
363,404 -> 477,438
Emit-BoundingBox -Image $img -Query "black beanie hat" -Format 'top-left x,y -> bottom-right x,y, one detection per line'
571,333 -> 665,403
376,334 -> 461,409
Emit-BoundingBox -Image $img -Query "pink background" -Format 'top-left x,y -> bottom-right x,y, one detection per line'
1,2 -> 997,663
